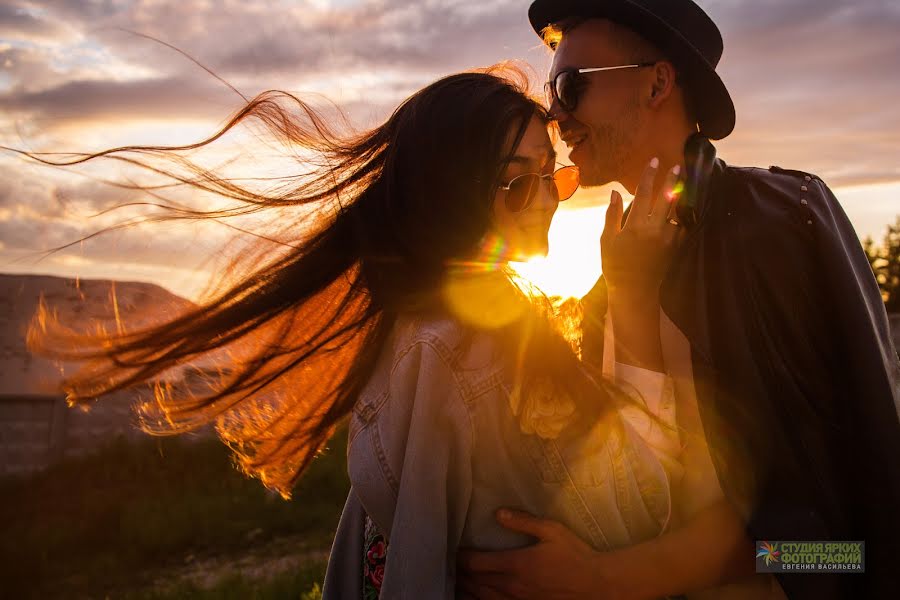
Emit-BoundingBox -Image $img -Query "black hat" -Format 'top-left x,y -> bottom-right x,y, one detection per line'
528,0 -> 735,140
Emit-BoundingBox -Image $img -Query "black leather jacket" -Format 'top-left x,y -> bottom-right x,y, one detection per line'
581,137 -> 900,599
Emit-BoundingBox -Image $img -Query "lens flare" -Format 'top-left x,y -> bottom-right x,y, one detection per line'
442,267 -> 528,329
667,180 -> 685,202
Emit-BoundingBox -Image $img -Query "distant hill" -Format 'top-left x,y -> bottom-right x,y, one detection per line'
1,273 -> 195,396
0,273 -> 199,474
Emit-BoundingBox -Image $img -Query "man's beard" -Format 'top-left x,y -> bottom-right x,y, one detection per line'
578,95 -> 642,187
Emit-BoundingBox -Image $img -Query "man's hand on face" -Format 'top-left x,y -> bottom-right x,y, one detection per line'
456,509 -> 648,600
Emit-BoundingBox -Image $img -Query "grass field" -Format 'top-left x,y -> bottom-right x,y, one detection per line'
0,427 -> 350,599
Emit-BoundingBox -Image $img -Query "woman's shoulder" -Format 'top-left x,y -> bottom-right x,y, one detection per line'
393,311 -> 465,349
383,312 -> 507,401
392,313 -> 496,366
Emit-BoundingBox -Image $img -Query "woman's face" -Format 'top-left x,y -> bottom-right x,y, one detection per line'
490,115 -> 559,261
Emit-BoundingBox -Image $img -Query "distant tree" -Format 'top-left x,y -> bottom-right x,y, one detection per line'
863,215 -> 900,313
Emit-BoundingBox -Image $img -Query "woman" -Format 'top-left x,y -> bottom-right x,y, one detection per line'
317,70 -> 684,599
22,65 -> 683,597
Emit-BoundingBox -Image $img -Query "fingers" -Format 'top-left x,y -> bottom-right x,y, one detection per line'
600,190 -> 623,248
495,508 -> 561,541
624,157 -> 658,227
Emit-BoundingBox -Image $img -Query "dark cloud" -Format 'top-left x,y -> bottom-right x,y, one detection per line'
0,2 -> 74,42
7,1 -> 543,87
0,74 -> 239,122
0,45 -> 73,93
708,0 -> 899,32
0,167 -> 239,276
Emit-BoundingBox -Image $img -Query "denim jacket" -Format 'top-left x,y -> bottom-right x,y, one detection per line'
323,312 -> 683,599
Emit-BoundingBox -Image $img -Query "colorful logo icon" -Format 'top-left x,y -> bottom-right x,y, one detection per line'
756,541 -> 781,566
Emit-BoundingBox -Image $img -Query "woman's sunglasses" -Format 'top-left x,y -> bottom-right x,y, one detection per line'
498,165 -> 580,212
545,63 -> 657,113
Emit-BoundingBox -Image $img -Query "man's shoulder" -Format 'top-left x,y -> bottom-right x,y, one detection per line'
723,162 -> 827,198
716,162 -> 838,232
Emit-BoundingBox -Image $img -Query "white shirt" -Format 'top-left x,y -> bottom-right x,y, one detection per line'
603,308 -> 788,599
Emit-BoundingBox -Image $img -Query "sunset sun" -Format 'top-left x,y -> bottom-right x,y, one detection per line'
510,205 -> 606,301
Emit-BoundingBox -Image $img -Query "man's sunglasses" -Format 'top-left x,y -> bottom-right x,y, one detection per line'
498,165 -> 580,212
545,63 -> 657,114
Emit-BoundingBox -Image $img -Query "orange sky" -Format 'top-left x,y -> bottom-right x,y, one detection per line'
1,0 -> 898,300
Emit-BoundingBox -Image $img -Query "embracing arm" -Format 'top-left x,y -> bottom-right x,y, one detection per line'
457,501 -> 753,600
600,497 -> 755,597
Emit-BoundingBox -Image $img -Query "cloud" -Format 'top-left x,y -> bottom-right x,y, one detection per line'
1,0 -> 898,297
0,1 -> 548,137
699,0 -> 900,185
0,155 -> 234,264
0,3 -> 79,44
0,74 -> 238,123
2,0 -> 894,185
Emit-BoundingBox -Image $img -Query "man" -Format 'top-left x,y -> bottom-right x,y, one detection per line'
458,1 -> 900,598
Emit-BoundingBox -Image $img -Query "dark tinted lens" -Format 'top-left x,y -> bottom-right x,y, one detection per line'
556,71 -> 580,112
544,81 -> 555,108
505,174 -> 541,212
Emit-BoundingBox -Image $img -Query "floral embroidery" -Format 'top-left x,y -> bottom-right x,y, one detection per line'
363,513 -> 388,599
505,377 -> 577,440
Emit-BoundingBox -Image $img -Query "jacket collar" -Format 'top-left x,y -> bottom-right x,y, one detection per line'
679,133 -> 719,231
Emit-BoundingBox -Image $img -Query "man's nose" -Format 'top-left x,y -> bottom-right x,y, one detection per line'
547,96 -> 568,122
549,106 -> 578,134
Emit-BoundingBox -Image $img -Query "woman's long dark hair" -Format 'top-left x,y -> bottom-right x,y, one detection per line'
16,63 -> 652,498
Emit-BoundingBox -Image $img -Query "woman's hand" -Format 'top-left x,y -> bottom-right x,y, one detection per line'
601,158 -> 686,299
601,158 -> 685,371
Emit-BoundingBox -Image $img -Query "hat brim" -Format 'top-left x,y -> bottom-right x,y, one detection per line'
529,0 -> 735,140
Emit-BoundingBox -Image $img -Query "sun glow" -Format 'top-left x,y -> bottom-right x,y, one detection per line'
510,206 -> 606,301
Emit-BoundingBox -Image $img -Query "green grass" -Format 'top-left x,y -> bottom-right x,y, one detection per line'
0,427 -> 349,599
121,562 -> 326,600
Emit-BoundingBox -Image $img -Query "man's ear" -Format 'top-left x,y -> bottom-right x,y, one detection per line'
648,61 -> 677,108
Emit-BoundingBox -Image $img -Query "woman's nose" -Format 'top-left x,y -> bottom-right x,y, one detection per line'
534,177 -> 559,211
